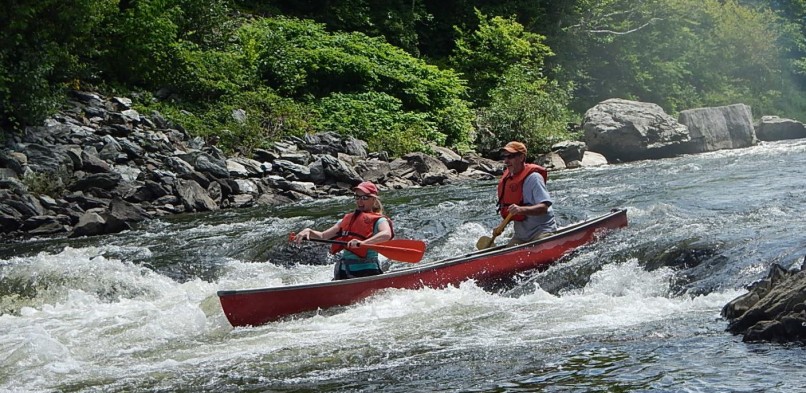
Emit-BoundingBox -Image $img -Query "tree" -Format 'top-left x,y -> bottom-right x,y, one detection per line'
0,0 -> 116,128
550,0 -> 796,116
450,9 -> 554,107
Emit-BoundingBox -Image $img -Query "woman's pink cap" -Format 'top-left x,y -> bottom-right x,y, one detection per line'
353,181 -> 379,196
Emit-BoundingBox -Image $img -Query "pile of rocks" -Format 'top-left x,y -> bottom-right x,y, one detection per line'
1,91 -> 514,239
722,257 -> 806,344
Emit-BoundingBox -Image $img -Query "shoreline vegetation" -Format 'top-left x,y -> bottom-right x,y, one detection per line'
5,1 -> 806,159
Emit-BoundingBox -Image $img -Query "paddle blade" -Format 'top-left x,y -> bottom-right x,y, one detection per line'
362,239 -> 426,263
476,236 -> 494,250
476,213 -> 513,250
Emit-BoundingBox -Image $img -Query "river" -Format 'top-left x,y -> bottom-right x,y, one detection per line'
1,139 -> 805,392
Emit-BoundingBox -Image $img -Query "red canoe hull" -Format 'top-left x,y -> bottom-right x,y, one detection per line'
218,208 -> 628,327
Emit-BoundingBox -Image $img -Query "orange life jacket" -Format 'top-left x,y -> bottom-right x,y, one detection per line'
497,163 -> 548,221
330,210 -> 394,258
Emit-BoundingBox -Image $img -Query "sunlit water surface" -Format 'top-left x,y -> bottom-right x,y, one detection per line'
1,139 -> 805,392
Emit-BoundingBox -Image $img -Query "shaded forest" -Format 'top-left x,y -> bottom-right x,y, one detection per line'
2,0 -> 805,156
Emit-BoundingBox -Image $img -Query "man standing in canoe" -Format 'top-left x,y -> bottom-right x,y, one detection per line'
294,181 -> 394,279
497,141 -> 557,245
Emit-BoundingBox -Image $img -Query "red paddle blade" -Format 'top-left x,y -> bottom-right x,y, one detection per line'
362,239 -> 427,263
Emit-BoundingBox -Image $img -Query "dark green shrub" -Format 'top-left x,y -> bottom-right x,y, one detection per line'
0,0 -> 115,128
314,92 -> 440,156
145,87 -> 314,155
22,170 -> 69,198
246,17 -> 473,149
475,64 -> 576,155
450,9 -> 554,107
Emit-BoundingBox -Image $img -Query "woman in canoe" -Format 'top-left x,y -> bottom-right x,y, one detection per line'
293,181 -> 394,280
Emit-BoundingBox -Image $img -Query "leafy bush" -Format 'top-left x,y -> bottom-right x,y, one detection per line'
144,87 -> 314,155
450,9 -> 554,107
314,92 -> 442,156
22,170 -> 69,198
164,40 -> 252,100
475,64 -> 576,156
0,0 -> 115,128
246,17 -> 473,149
96,0 -> 181,87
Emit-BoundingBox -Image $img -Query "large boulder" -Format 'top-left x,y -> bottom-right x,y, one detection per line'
537,152 -> 566,170
678,104 -> 757,152
583,99 -> 692,161
756,116 -> 806,141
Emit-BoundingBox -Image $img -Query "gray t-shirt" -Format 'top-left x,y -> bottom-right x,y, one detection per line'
512,172 -> 557,241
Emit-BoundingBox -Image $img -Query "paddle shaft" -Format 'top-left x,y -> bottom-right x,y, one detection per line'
292,235 -> 426,263
476,213 -> 515,250
492,213 -> 515,238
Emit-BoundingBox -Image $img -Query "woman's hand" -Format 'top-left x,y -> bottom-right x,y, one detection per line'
294,228 -> 312,244
347,239 -> 363,248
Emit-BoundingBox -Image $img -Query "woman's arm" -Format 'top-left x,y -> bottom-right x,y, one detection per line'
347,219 -> 392,248
294,221 -> 342,243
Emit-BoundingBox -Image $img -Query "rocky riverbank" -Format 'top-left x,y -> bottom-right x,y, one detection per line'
722,256 -> 806,344
0,91 -> 477,238
1,90 -> 597,240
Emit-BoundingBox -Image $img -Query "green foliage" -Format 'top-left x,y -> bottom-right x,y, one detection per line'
94,0 -> 234,88
476,64 -> 576,155
314,92 -> 441,156
144,87 -> 314,155
6,0 -> 806,161
245,16 -> 473,150
432,98 -> 474,148
97,0 -> 182,86
450,9 -> 554,106
22,171 -> 68,198
0,0 -> 116,128
234,0 -> 429,55
553,0 -> 800,117
165,40 -> 252,99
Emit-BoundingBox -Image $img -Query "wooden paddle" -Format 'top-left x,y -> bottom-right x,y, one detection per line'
476,213 -> 514,250
289,233 -> 426,263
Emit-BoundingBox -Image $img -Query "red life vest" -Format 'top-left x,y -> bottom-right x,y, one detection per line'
329,210 -> 394,258
497,163 -> 548,221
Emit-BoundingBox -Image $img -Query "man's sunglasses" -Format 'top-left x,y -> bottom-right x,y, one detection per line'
502,153 -> 520,159
354,195 -> 373,200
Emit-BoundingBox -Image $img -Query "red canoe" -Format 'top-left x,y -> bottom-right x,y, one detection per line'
218,208 -> 628,327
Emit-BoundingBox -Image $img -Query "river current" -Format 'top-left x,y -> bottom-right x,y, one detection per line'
1,139 -> 805,392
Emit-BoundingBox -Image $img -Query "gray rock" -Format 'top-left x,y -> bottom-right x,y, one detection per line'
580,151 -> 608,167
538,152 -> 566,171
678,104 -> 756,152
69,211 -> 106,238
320,155 -> 362,184
583,98 -> 692,161
176,179 -> 219,212
69,172 -> 123,191
432,146 -> 470,173
756,116 -> 806,141
551,141 -> 587,163
723,258 -> 806,343
193,152 -> 230,179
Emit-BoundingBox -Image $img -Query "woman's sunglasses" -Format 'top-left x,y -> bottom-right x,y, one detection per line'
354,194 -> 373,200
